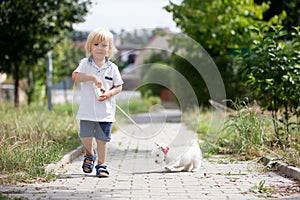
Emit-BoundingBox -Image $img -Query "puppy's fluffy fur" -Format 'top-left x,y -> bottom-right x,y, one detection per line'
152,140 -> 202,172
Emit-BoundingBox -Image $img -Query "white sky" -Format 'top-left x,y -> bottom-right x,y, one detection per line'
73,0 -> 182,33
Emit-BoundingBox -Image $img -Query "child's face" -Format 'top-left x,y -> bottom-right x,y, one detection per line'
91,40 -> 109,60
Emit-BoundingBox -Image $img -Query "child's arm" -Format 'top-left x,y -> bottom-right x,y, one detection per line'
72,72 -> 102,87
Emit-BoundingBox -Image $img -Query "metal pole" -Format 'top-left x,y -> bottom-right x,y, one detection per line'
47,51 -> 53,111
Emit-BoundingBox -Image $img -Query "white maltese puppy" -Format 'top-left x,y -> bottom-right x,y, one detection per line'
152,140 -> 202,172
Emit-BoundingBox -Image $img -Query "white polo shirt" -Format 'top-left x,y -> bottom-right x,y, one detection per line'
74,56 -> 124,122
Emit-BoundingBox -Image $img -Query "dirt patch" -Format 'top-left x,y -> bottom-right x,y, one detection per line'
270,180 -> 300,197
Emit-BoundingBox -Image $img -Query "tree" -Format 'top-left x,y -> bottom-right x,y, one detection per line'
164,0 -> 285,106
164,0 -> 281,57
0,0 -> 92,107
52,37 -> 85,103
255,0 -> 300,33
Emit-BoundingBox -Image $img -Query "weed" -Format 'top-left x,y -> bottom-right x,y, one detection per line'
216,171 -> 247,176
249,180 -> 273,197
221,99 -> 267,155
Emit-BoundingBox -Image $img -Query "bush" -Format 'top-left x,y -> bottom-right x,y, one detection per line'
237,25 -> 300,144
139,63 -> 174,98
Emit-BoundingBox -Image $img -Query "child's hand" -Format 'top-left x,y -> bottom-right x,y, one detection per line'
95,80 -> 102,88
98,90 -> 113,102
100,87 -> 106,93
93,76 -> 102,88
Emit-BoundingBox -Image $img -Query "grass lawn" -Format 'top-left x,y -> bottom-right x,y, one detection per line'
0,103 -> 81,184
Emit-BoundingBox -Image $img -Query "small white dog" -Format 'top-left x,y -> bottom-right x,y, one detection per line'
152,140 -> 202,172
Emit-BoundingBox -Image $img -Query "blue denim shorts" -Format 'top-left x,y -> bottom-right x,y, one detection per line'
79,120 -> 112,142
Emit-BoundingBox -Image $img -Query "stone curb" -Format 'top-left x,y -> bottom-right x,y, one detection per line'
130,109 -> 182,123
262,156 -> 300,182
45,145 -> 83,173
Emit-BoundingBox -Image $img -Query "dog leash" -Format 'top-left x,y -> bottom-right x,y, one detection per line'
115,103 -> 143,130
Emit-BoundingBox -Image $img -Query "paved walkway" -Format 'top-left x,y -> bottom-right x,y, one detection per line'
1,120 -> 300,199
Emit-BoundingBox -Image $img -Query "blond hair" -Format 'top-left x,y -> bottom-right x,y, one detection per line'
85,28 -> 117,57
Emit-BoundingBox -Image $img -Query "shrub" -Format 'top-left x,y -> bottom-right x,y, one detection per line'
237,25 -> 300,145
139,63 -> 174,98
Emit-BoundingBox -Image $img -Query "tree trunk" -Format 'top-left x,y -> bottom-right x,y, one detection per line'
14,63 -> 19,108
63,78 -> 68,104
27,70 -> 33,106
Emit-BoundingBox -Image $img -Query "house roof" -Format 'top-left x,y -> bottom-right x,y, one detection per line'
135,28 -> 175,66
117,43 -> 140,50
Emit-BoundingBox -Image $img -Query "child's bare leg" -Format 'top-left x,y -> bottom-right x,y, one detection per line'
81,137 -> 94,155
96,139 -> 107,164
81,137 -> 95,173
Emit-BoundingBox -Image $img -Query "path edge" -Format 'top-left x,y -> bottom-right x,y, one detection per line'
262,156 -> 300,182
45,145 -> 83,173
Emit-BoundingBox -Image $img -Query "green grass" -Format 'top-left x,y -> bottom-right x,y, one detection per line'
115,97 -> 160,124
0,103 -> 81,184
182,107 -> 225,155
116,98 -> 152,115
183,101 -> 300,167
220,100 -> 268,156
0,193 -> 9,200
